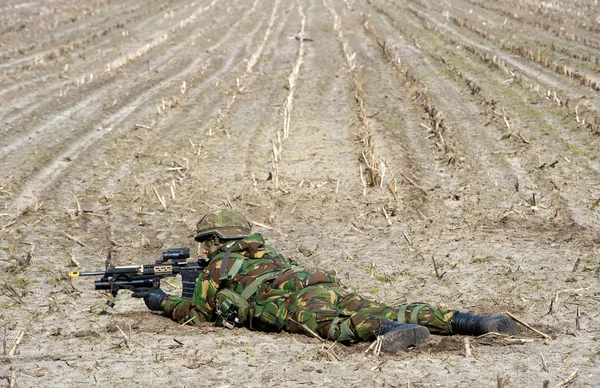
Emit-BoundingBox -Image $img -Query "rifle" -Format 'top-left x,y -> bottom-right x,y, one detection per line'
68,248 -> 208,307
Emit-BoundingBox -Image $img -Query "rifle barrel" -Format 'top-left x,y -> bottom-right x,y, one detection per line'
69,265 -> 144,279
68,270 -> 106,278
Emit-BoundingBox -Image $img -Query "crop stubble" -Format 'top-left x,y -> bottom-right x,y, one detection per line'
0,0 -> 598,386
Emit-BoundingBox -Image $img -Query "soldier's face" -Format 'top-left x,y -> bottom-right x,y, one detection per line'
201,239 -> 219,256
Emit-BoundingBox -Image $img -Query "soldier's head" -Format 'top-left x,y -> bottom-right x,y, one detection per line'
195,209 -> 252,255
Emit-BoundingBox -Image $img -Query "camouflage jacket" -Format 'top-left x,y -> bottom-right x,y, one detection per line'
162,233 -> 339,326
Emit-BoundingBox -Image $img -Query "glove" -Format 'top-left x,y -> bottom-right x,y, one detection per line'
132,288 -> 168,311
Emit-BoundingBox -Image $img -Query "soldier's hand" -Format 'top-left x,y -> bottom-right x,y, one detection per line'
132,288 -> 168,311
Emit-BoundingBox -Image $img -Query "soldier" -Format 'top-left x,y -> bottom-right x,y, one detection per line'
134,209 -> 516,354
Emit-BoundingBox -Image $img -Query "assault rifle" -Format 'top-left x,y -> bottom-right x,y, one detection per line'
68,248 -> 208,307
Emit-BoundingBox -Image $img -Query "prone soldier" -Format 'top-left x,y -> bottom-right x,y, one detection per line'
134,209 -> 516,353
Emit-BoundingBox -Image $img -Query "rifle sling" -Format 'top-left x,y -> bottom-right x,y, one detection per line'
240,270 -> 280,301
226,257 -> 244,279
219,241 -> 239,280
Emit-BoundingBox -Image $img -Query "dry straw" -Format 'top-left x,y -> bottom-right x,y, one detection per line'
326,4 -> 388,190
271,1 -> 305,189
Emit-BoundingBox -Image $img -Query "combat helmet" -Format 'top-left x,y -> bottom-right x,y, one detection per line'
194,209 -> 252,241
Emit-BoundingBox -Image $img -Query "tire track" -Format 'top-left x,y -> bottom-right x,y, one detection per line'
0,0 -> 217,133
0,0 -> 164,73
92,0 -> 299,253
2,1 -> 267,216
0,0 -> 222,155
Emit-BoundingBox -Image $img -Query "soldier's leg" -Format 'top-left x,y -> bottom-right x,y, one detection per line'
395,303 -> 456,334
253,284 -> 388,337
396,303 -> 517,335
335,292 -> 397,320
286,285 -> 429,353
286,285 -> 423,342
333,293 -> 455,335
285,284 -> 347,339
330,291 -> 398,340
332,291 -> 514,336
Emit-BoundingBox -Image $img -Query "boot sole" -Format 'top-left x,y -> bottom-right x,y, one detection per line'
381,324 -> 430,354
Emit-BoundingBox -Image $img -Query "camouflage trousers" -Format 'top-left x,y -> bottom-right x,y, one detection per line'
252,283 -> 456,341
162,283 -> 456,342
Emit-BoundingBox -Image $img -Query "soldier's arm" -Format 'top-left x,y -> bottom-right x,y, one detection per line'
160,264 -> 220,325
264,243 -> 292,265
161,295 -> 211,324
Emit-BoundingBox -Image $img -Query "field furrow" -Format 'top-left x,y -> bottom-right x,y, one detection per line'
1,0 -> 260,212
0,0 -> 222,142
0,1 -> 598,387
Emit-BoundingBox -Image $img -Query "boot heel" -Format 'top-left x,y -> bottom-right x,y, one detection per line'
381,324 -> 429,354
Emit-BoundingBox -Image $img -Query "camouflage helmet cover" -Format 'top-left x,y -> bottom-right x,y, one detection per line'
194,209 -> 252,241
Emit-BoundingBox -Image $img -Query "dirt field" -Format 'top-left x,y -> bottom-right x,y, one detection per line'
1,0 -> 599,386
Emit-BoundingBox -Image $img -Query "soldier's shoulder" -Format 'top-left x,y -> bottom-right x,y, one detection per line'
242,232 -> 266,244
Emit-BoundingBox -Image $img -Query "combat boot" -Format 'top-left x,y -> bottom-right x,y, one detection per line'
450,312 -> 516,336
375,321 -> 430,354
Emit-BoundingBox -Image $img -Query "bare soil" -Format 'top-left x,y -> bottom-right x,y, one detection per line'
1,0 -> 599,386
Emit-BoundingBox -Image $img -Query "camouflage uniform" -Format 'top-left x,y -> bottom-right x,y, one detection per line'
161,233 -> 455,341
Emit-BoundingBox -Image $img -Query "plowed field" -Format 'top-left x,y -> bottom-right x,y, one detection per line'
1,0 -> 599,386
